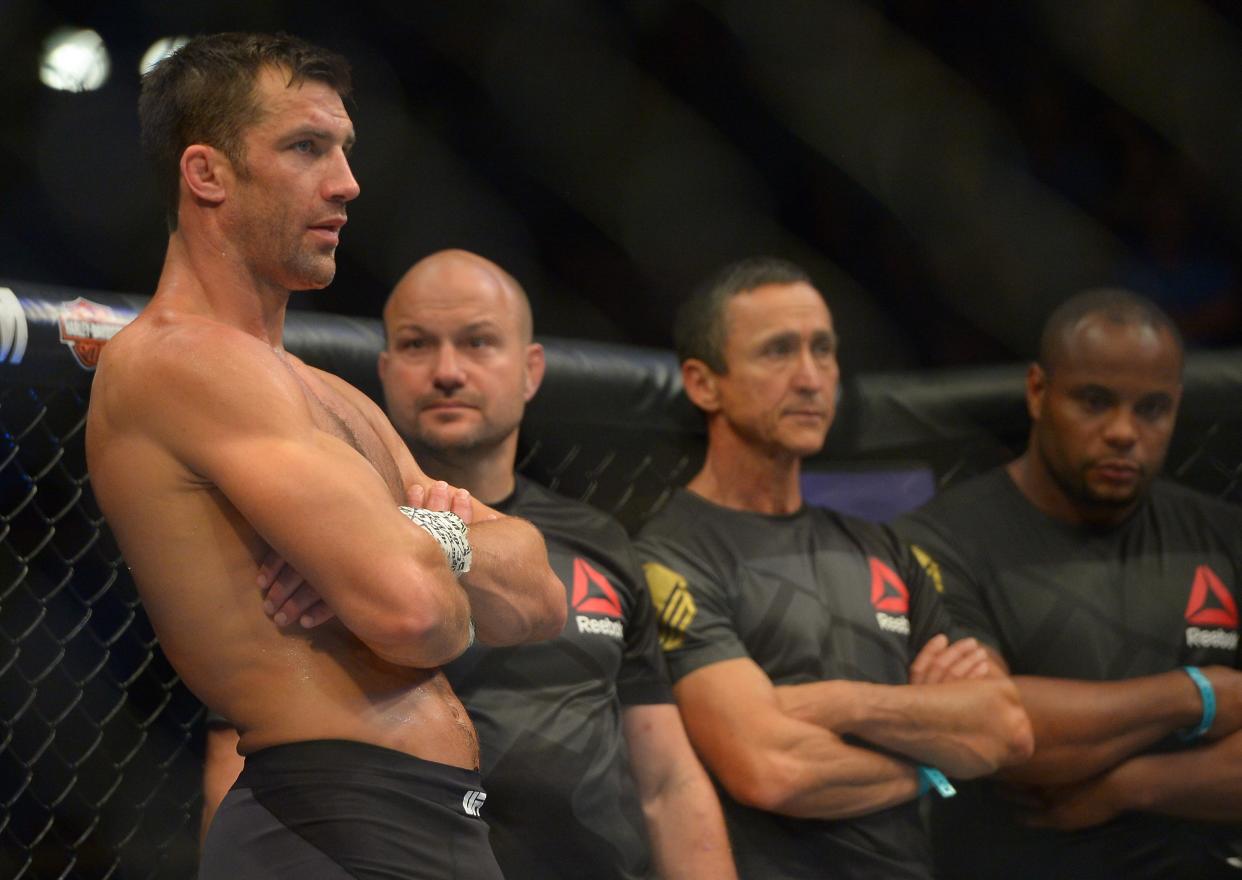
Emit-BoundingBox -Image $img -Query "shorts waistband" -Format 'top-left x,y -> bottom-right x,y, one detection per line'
237,739 -> 484,801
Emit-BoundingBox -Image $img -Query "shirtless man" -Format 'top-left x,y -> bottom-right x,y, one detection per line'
85,33 -> 564,879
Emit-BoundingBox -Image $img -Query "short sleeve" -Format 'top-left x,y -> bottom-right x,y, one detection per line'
898,541 -> 958,655
614,543 -> 675,706
894,511 -> 1002,652
636,535 -> 750,684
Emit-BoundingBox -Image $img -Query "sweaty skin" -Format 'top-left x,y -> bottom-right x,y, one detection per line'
87,69 -> 561,773
89,313 -> 482,767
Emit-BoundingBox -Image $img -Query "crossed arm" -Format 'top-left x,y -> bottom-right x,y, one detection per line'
675,636 -> 1032,821
260,478 -> 565,648
1024,727 -> 1242,830
774,634 -> 1034,778
987,653 -> 1242,829
675,657 -> 924,820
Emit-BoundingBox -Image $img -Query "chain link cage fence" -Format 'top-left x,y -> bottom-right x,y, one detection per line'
1,283 -> 1239,878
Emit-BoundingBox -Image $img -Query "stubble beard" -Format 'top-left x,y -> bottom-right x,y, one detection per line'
1041,445 -> 1144,512
284,244 -> 337,291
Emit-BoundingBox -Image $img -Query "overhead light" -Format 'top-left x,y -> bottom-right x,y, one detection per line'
140,37 -> 189,76
39,27 -> 110,92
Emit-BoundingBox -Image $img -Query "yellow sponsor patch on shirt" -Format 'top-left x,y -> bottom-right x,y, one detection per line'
910,545 -> 945,594
642,562 -> 697,651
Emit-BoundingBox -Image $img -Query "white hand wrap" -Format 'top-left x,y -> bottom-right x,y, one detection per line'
398,506 -> 472,575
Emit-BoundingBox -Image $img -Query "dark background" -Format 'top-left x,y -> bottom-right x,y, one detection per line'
3,0 -> 1242,373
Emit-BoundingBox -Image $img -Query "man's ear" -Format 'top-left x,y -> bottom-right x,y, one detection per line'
682,358 -> 721,413
522,343 -> 546,402
377,349 -> 390,384
180,144 -> 231,207
1026,362 -> 1046,422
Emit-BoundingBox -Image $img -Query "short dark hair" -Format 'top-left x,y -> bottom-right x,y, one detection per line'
675,257 -> 814,372
1038,288 -> 1184,374
139,32 -> 352,232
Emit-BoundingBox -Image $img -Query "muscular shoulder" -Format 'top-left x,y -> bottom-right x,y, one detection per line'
97,311 -> 304,424
88,310 -> 317,487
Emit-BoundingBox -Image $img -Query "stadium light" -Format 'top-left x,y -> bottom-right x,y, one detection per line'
39,27 -> 110,92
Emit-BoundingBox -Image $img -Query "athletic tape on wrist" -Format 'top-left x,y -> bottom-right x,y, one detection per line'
1177,665 -> 1215,742
398,506 -> 472,575
917,765 -> 956,799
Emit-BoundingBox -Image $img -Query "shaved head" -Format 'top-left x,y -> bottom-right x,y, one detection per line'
378,249 -> 545,479
1039,288 -> 1183,376
385,249 -> 532,345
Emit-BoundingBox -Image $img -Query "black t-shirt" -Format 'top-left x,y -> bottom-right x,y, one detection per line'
443,476 -> 672,880
896,470 -> 1242,880
636,489 -> 952,880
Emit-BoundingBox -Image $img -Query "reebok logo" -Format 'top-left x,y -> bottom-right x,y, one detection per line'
1184,565 -> 1238,628
462,790 -> 487,817
1184,565 -> 1238,651
869,558 -> 912,635
870,558 -> 909,613
572,558 -> 624,640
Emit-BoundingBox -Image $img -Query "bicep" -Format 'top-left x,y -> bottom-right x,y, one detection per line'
673,657 -> 791,779
204,429 -> 446,624
154,360 -> 449,631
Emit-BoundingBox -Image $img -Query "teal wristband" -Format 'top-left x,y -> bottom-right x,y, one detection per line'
916,766 -> 956,799
1178,666 -> 1216,742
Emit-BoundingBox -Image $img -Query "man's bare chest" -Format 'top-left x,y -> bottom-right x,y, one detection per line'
288,366 -> 404,501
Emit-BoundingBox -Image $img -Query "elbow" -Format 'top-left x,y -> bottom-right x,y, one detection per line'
717,751 -> 804,816
529,570 -> 568,640
475,572 -> 567,646
366,606 -> 469,669
938,683 -> 1035,779
999,700 -> 1035,768
969,684 -> 1036,776
990,678 -> 1035,768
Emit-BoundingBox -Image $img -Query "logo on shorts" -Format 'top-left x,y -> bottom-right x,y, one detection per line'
572,558 -> 624,640
57,297 -> 128,370
1183,565 -> 1239,652
869,557 -> 911,636
462,790 -> 487,817
0,288 -> 28,365
643,562 -> 696,651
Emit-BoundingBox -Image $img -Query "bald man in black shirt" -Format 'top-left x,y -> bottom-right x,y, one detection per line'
897,289 -> 1242,879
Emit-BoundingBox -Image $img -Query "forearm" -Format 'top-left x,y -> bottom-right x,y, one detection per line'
703,720 -> 920,819
767,730 -> 920,819
641,766 -> 737,880
779,678 -> 1032,777
460,516 -> 564,644
1001,671 -> 1207,785
1107,728 -> 1242,822
361,550 -> 475,668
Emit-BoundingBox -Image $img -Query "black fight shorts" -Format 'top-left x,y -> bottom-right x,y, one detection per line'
200,739 -> 503,880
